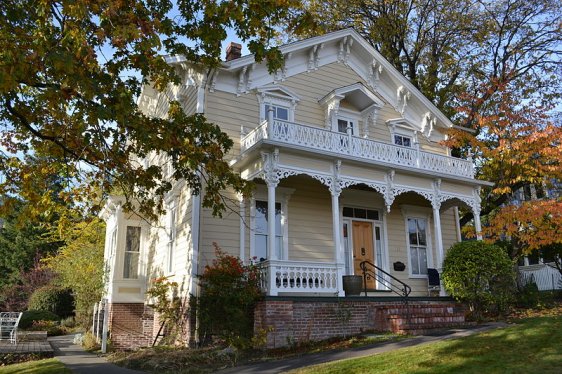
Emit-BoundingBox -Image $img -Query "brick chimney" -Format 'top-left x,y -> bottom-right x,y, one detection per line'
226,42 -> 242,61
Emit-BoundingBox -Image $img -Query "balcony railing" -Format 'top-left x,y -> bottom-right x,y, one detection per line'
241,119 -> 475,179
257,260 -> 341,296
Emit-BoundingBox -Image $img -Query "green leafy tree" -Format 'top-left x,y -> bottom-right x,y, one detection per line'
44,218 -> 106,326
0,199 -> 62,290
0,0 -> 312,220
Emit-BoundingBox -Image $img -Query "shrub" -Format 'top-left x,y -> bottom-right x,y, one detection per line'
442,241 -> 516,319
28,286 -> 74,318
27,320 -> 65,336
197,244 -> 263,348
19,310 -> 59,329
81,331 -> 101,351
60,316 -> 76,328
146,276 -> 183,344
516,277 -> 540,308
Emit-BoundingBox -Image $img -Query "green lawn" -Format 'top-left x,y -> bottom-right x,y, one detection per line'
0,358 -> 71,374
290,315 -> 562,374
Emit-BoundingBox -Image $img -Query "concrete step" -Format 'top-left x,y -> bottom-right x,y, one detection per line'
17,331 -> 48,341
397,322 -> 477,335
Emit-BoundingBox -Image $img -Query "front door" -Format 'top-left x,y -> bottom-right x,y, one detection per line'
352,221 -> 375,289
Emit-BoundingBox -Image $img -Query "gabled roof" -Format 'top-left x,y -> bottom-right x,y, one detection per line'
223,28 -> 454,130
166,28 -> 455,130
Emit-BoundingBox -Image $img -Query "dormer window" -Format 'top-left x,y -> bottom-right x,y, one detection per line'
257,84 -> 300,123
387,118 -> 419,149
394,134 -> 412,147
319,83 -> 383,137
336,110 -> 359,135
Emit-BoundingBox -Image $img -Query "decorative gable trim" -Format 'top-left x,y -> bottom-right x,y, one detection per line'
319,83 -> 385,108
319,83 -> 384,132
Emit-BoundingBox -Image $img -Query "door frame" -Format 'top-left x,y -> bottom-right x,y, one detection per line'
342,211 -> 389,290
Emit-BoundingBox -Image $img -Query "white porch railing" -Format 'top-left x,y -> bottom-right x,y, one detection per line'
241,119 -> 475,179
258,260 -> 341,296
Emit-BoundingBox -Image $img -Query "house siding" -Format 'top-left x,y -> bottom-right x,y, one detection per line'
145,185 -> 195,298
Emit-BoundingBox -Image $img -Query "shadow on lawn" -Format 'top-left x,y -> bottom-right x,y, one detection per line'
413,316 -> 562,374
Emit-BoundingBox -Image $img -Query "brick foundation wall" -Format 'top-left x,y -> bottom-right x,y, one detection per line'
254,298 -> 466,349
108,303 -> 155,350
109,297 -> 196,350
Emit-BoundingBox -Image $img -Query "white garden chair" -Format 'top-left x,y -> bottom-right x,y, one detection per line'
0,312 -> 23,344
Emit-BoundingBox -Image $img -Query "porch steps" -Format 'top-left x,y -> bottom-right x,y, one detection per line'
375,303 -> 472,335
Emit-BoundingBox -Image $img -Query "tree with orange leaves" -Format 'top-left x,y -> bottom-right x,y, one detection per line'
302,1 -> 562,253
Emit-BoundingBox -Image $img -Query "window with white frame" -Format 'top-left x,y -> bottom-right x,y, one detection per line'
254,200 -> 282,261
167,204 -> 177,273
407,217 -> 428,275
387,119 -> 418,148
394,134 -> 412,147
123,226 -> 141,279
264,104 -> 289,121
334,109 -> 359,135
336,118 -> 355,135
257,85 -> 299,123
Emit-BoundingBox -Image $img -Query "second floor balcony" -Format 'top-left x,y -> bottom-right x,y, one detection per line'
241,119 -> 475,179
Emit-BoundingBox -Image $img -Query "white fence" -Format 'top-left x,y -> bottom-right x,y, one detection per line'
519,264 -> 562,291
0,312 -> 22,344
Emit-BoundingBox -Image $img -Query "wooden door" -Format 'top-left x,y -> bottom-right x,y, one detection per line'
352,221 -> 375,289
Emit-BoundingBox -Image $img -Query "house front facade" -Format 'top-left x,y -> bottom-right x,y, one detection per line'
101,29 -> 491,349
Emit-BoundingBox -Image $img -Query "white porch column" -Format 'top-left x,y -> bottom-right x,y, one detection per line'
473,187 -> 483,241
331,191 -> 345,297
433,206 -> 448,297
331,192 -> 343,265
330,162 -> 345,296
267,180 -> 278,260
433,207 -> 444,269
474,211 -> 483,241
262,150 -> 280,261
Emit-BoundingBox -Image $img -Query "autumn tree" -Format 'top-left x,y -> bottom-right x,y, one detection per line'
44,218 -> 106,325
301,0 -> 562,243
0,0 -> 312,221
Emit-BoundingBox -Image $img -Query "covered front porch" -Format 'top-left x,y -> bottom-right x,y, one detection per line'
235,148 -> 485,297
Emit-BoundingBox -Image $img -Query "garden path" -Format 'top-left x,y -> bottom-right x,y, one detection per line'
49,335 -> 145,374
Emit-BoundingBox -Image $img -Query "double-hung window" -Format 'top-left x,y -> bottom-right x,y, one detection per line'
407,218 -> 428,275
123,226 -> 141,279
264,104 -> 289,121
254,200 -> 283,261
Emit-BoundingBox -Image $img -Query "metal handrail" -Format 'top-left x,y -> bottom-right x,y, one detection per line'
359,260 -> 411,299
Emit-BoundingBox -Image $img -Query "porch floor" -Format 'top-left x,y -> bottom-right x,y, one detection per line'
0,339 -> 53,354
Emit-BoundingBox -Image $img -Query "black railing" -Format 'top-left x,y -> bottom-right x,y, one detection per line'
359,260 -> 411,300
